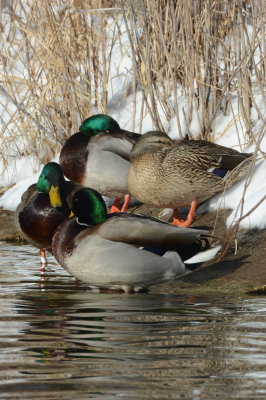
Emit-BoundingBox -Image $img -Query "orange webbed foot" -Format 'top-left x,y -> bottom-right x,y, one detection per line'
120,194 -> 131,212
110,195 -> 131,213
172,199 -> 198,227
110,198 -> 122,213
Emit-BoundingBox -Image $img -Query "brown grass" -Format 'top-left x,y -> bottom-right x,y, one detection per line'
0,0 -> 122,164
1,0 -> 265,159
0,1 -> 265,237
123,0 -> 266,141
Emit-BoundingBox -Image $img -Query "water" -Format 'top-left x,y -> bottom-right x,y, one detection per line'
0,242 -> 266,399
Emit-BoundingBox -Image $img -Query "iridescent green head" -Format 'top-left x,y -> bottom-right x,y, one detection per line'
36,162 -> 66,207
79,114 -> 121,136
71,188 -> 107,225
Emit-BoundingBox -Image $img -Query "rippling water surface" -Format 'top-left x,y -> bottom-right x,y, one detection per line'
1,241 -> 266,399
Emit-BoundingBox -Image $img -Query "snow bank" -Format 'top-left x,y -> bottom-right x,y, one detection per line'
0,11 -> 265,230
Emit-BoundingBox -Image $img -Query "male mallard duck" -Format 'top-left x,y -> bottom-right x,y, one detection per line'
15,162 -> 81,267
59,114 -> 140,213
52,187 -> 220,293
127,131 -> 253,227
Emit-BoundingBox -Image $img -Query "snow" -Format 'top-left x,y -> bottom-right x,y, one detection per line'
0,156 -> 42,186
0,11 -> 266,230
0,175 -> 38,210
199,159 -> 266,229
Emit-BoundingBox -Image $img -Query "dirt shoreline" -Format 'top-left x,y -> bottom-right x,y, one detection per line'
0,205 -> 265,296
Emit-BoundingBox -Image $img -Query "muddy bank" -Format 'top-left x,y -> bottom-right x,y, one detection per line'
0,208 -> 22,242
0,205 -> 265,295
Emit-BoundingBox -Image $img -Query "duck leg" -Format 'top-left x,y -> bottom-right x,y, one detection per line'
110,195 -> 131,213
110,198 -> 122,213
40,249 -> 48,271
120,194 -> 131,212
172,199 -> 198,227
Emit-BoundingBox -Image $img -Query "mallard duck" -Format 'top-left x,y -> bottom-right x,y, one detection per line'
15,162 -> 81,267
59,114 -> 140,213
127,131 -> 253,227
52,187 -> 220,293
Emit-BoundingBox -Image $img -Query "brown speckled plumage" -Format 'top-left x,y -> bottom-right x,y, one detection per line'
128,131 -> 253,208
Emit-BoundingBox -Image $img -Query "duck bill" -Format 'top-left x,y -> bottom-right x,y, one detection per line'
68,211 -> 74,218
49,185 -> 63,208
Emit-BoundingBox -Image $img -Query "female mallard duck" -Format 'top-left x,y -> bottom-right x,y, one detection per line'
59,114 -> 140,213
15,162 -> 81,267
52,187 -> 220,293
127,131 -> 253,227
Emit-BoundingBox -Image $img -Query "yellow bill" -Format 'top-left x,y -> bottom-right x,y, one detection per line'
49,185 -> 63,207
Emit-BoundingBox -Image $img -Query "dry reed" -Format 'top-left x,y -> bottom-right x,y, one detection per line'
1,0 -> 265,156
0,0 -> 265,237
